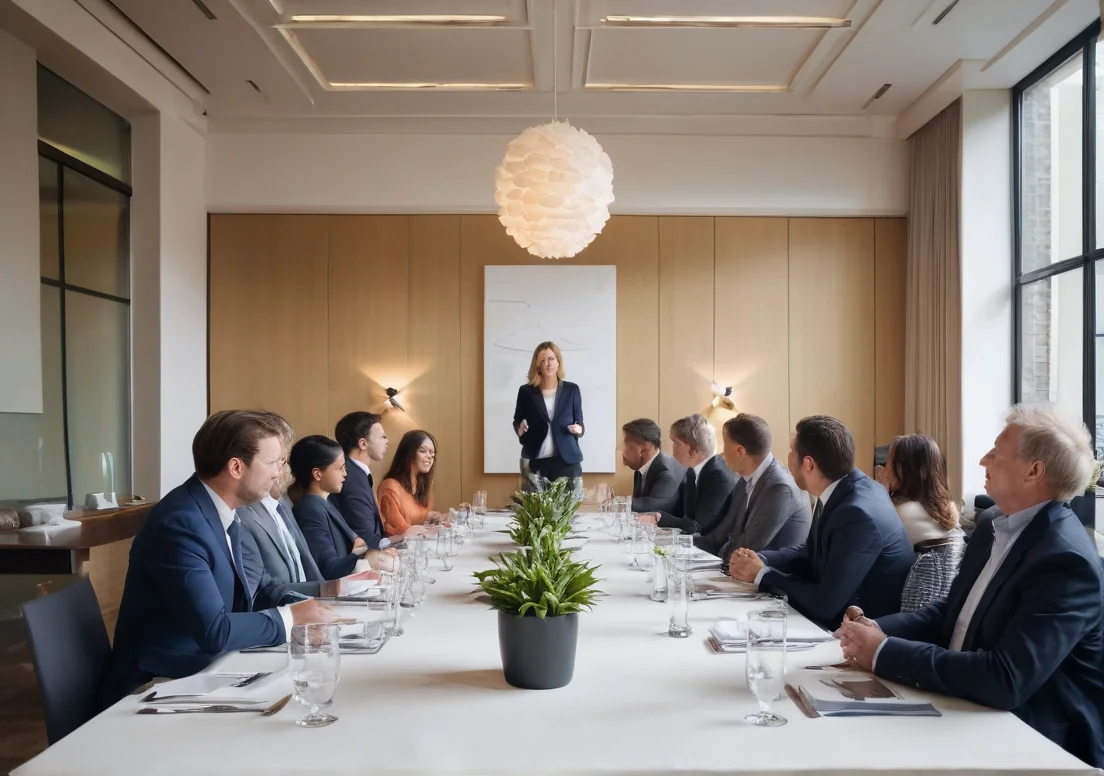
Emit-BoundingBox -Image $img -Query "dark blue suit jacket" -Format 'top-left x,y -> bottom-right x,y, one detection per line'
759,469 -> 914,628
293,493 -> 360,580
874,503 -> 1104,768
329,460 -> 386,549
513,381 -> 584,465
101,476 -> 285,705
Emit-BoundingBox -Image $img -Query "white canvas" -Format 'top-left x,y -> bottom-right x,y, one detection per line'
483,265 -> 617,474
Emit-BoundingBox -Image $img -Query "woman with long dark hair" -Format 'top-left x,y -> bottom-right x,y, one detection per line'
877,434 -> 963,547
289,434 -> 367,579
378,430 -> 447,537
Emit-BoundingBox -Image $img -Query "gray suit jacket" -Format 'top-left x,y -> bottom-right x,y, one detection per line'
700,457 -> 811,560
237,497 -> 324,592
631,451 -> 686,514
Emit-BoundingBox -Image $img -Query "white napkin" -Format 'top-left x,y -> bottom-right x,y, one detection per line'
710,617 -> 831,645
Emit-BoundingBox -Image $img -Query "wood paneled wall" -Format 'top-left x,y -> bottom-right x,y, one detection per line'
210,215 -> 906,507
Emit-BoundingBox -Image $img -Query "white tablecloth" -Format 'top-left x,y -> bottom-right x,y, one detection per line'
15,517 -> 1101,776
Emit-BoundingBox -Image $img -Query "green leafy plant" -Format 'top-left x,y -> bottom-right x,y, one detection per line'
507,478 -> 580,549
474,530 -> 602,619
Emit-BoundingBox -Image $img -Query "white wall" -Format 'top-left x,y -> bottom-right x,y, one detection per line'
206,132 -> 909,216
960,90 -> 1014,501
0,27 -> 42,414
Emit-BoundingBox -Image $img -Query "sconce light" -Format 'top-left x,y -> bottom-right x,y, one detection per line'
711,383 -> 735,411
384,387 -> 405,412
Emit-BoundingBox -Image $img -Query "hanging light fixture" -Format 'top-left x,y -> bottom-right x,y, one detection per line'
494,2 -> 614,259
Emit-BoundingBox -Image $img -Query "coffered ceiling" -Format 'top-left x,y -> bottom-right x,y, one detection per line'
52,0 -> 1104,135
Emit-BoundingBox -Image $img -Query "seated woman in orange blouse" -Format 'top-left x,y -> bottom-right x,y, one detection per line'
378,430 -> 448,537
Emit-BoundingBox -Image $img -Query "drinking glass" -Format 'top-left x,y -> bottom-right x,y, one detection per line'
436,526 -> 454,570
385,561 -> 410,637
288,623 -> 341,728
411,535 -> 435,584
472,491 -> 487,529
745,608 -> 788,727
666,556 -> 693,637
650,549 -> 668,601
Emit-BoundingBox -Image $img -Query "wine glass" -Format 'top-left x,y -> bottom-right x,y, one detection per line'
288,623 -> 341,728
745,608 -> 788,727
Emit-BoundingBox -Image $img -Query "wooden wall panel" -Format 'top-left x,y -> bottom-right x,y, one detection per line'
659,217 -> 715,442
875,218 -> 907,448
209,215 -> 329,437
788,218 -> 877,474
408,216 -> 463,507
714,218 -> 791,461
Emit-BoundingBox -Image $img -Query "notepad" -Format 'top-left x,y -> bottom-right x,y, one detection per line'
793,672 -> 941,717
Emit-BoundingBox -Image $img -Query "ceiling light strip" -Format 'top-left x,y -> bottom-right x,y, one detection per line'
585,83 -> 788,93
288,14 -> 507,24
326,82 -> 529,91
600,15 -> 851,29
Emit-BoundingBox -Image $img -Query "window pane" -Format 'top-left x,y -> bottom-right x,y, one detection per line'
1095,261 -> 1104,458
1021,52 -> 1083,273
40,157 -> 59,280
63,168 -> 129,299
65,292 -> 130,502
0,287 -> 68,504
1020,271 -> 1084,421
37,66 -> 131,183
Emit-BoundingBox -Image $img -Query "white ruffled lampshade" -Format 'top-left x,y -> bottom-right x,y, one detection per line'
494,121 -> 615,259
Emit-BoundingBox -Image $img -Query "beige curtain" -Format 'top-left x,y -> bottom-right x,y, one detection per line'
905,99 -> 963,500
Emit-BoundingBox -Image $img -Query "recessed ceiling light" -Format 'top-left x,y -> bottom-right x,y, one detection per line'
601,15 -> 851,29
585,82 -> 788,93
289,14 -> 507,24
327,82 -> 528,90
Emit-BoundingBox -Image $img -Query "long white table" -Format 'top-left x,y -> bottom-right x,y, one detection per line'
15,516 -> 1101,776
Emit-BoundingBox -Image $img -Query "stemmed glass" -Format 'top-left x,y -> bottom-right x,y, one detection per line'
385,559 -> 411,637
745,608 -> 788,727
288,623 -> 341,728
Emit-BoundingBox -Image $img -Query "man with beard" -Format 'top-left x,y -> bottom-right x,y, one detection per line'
101,410 -> 349,705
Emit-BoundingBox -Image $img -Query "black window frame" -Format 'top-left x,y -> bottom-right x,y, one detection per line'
1012,20 -> 1101,456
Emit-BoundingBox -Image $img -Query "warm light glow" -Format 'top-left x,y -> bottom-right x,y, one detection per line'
586,82 -> 787,93
601,15 -> 851,28
289,14 -> 507,24
327,82 -> 527,90
495,121 -> 615,260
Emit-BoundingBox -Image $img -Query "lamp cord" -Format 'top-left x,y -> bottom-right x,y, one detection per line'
552,0 -> 558,122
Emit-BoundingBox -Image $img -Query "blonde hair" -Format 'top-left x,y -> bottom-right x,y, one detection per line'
527,341 -> 565,386
1006,404 -> 1096,501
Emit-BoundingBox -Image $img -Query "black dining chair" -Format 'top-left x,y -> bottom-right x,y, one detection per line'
20,577 -> 111,744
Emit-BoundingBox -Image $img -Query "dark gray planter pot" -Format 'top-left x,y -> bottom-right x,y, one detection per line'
497,611 -> 578,690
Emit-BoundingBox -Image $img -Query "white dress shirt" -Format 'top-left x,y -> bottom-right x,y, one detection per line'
537,389 -> 557,459
346,456 -> 390,549
261,494 -> 306,582
753,475 -> 842,588
636,449 -> 660,482
871,500 -> 1047,670
744,453 -> 774,501
691,457 -> 710,483
201,482 -> 293,638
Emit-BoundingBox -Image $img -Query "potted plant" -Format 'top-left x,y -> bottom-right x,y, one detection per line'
507,478 -> 578,547
1069,458 -> 1104,528
474,526 -> 601,689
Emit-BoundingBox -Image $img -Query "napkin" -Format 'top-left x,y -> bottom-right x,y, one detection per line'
710,618 -> 831,645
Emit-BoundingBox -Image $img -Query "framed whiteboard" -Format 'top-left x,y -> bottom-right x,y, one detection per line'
483,265 -> 617,474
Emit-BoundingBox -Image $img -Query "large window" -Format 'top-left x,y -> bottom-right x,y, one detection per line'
0,67 -> 131,507
1014,22 -> 1102,526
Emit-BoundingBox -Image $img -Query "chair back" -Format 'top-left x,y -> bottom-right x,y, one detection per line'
20,577 -> 111,743
900,538 -> 965,612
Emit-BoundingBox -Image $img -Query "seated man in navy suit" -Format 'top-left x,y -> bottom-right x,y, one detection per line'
330,411 -> 392,549
101,410 -> 349,705
729,415 -> 914,628
840,405 -> 1104,768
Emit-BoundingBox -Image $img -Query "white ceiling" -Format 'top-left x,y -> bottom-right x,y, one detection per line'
50,0 -> 1104,135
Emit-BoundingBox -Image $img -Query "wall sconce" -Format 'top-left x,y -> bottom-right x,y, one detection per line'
711,383 -> 735,411
384,387 -> 405,412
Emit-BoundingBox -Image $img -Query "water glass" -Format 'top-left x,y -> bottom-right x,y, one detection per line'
411,535 -> 435,584
385,562 -> 410,637
666,556 -> 693,637
630,522 -> 654,571
472,491 -> 487,529
745,608 -> 788,727
435,526 -> 455,570
288,623 -> 341,728
650,550 -> 667,601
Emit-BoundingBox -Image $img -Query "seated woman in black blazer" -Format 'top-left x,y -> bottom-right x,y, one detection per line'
513,341 -> 585,485
289,435 -> 367,580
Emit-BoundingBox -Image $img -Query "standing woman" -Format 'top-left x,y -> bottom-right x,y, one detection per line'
378,430 -> 449,538
513,341 -> 584,487
289,435 -> 367,579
